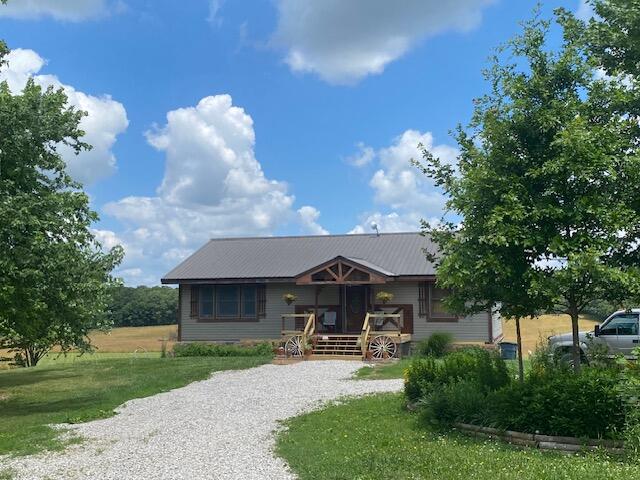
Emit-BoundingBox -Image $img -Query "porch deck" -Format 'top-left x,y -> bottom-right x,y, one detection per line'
280,313 -> 412,360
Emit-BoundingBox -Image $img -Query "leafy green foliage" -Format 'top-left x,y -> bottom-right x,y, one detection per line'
106,286 -> 178,327
618,348 -> 640,459
0,47 -> 123,366
173,342 -> 274,358
404,347 -> 509,402
0,355 -> 270,456
404,357 -> 439,402
421,379 -> 488,426
416,11 -> 640,372
407,344 -> 638,443
585,0 -> 640,79
277,393 -> 640,480
415,332 -> 453,358
486,367 -> 626,439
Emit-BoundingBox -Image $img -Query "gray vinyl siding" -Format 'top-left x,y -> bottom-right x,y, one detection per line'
179,283 -> 338,341
370,283 -> 491,343
179,281 -> 495,343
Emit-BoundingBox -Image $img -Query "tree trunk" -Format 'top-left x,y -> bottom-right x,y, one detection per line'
570,311 -> 581,373
515,317 -> 524,383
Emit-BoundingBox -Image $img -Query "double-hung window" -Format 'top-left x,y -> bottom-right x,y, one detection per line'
191,284 -> 263,320
419,283 -> 457,321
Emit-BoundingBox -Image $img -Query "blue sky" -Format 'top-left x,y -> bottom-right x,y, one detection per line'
0,0 -> 587,284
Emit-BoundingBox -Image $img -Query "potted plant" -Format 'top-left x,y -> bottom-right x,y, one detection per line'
282,293 -> 297,305
304,341 -> 313,358
375,291 -> 394,305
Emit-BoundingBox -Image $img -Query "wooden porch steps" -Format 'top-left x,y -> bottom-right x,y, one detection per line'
312,334 -> 361,358
307,354 -> 363,361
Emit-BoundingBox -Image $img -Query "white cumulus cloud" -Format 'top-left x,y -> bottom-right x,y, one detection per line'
349,130 -> 457,233
104,94 -> 327,284
271,0 -> 495,85
0,0 -> 110,21
298,206 -> 329,235
345,142 -> 375,167
0,48 -> 129,184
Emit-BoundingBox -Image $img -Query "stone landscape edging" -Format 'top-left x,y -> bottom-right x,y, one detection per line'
454,422 -> 625,455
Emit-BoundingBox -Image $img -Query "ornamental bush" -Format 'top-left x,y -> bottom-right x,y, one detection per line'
415,332 -> 453,358
404,357 -> 439,402
404,347 -> 509,403
485,367 -> 626,439
411,346 -> 631,441
173,342 -> 274,357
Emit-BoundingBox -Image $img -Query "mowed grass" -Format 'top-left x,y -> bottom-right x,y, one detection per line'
355,359 -> 412,380
0,355 -> 270,456
277,393 -> 640,480
502,314 -> 599,357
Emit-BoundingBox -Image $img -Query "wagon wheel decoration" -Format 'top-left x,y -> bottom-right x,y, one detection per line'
368,335 -> 397,360
285,335 -> 304,357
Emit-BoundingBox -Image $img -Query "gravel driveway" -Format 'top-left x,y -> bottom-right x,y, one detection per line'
2,360 -> 402,479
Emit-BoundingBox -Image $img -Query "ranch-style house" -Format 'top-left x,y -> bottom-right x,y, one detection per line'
162,232 -> 502,359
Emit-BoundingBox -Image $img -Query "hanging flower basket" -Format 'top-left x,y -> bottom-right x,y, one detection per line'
282,293 -> 297,305
375,291 -> 394,305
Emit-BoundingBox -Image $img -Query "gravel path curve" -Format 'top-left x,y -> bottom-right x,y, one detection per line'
2,361 -> 402,479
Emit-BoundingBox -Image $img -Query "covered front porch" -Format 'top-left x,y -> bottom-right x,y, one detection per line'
279,256 -> 413,360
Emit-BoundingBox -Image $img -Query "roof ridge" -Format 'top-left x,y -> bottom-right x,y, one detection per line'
207,232 -> 422,241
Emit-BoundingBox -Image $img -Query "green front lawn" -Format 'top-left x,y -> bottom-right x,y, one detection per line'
355,358 -> 529,381
354,359 -> 411,379
276,393 -> 640,480
0,355 -> 270,456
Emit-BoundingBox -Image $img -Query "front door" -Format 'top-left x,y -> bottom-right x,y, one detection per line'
345,286 -> 367,333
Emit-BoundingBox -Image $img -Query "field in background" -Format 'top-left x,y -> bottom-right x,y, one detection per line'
1,325 -> 178,370
502,314 -> 599,356
89,324 -> 178,353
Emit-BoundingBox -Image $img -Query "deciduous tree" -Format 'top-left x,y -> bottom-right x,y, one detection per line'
0,46 -> 123,366
417,12 -> 640,372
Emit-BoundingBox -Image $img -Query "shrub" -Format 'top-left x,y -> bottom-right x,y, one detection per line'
438,347 -> 510,392
485,366 -> 626,439
173,342 -> 274,358
415,332 -> 453,358
404,357 -> 439,402
619,350 -> 640,459
421,379 -> 488,426
404,347 -> 509,402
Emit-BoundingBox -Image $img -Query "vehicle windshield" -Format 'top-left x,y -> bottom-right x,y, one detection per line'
599,313 -> 639,336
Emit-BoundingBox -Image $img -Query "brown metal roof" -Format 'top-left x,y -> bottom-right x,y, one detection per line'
161,232 -> 436,283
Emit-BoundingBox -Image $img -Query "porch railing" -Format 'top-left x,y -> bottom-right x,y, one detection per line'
281,313 -> 316,355
360,312 -> 402,359
360,313 -> 371,358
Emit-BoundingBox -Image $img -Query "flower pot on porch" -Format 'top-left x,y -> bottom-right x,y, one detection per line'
365,350 -> 373,361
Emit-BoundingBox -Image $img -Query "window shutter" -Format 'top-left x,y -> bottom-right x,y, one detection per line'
257,284 -> 266,318
190,285 -> 199,318
418,282 -> 427,317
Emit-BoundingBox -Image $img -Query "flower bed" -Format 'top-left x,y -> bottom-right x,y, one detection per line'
404,346 -> 640,457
